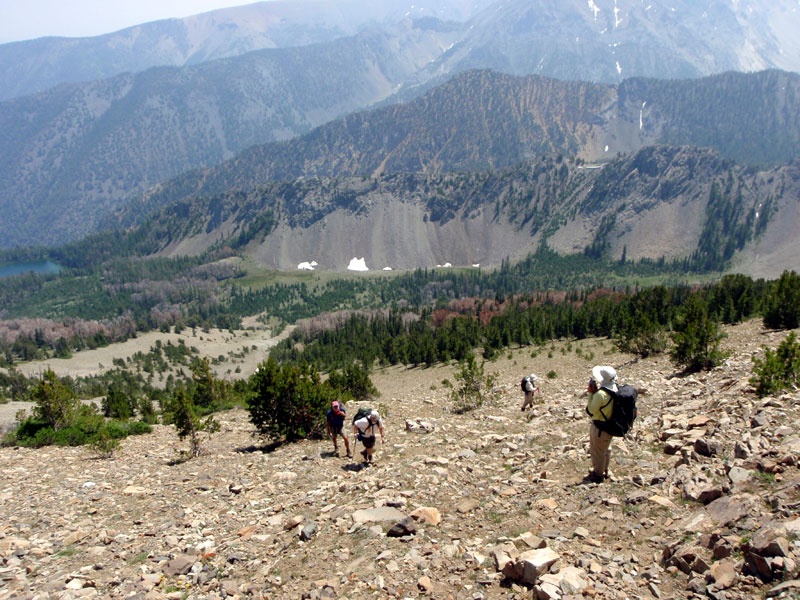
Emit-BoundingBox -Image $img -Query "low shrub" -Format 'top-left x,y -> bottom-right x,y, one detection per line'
4,415 -> 152,448
750,331 -> 800,397
444,352 -> 499,414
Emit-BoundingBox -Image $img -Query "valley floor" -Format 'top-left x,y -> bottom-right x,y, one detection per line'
1,319 -> 799,599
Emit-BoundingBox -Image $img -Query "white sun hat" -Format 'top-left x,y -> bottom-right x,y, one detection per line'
592,365 -> 618,393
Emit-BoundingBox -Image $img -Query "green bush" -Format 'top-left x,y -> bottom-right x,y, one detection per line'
189,357 -> 236,412
750,332 -> 800,397
31,369 -> 81,430
5,414 -> 152,449
88,432 -> 120,458
31,426 -> 56,447
546,370 -> 557,379
127,421 -> 152,435
163,388 -> 219,457
103,420 -> 128,439
326,362 -> 378,402
615,320 -> 669,358
247,357 -> 331,442
670,294 -> 728,372
763,270 -> 800,330
102,383 -> 134,419
444,352 -> 498,414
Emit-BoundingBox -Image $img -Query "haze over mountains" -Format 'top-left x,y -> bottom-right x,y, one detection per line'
1,0 -> 799,278
0,0 -> 495,102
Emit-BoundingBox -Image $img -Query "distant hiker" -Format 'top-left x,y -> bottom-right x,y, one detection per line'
585,365 -> 618,483
353,409 -> 385,464
520,373 -> 539,411
326,400 -> 351,458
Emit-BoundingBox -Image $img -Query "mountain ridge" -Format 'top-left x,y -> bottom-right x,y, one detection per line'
97,146 -> 800,280
0,0 -> 492,101
132,69 -> 800,222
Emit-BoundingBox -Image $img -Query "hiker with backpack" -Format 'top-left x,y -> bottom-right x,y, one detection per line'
584,365 -> 638,483
520,373 -> 539,411
326,400 -> 351,458
352,409 -> 385,464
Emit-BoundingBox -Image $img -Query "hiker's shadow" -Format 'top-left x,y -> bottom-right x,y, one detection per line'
342,462 -> 370,472
234,441 -> 281,454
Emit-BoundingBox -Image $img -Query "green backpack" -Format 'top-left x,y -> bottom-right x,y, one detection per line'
352,406 -> 373,439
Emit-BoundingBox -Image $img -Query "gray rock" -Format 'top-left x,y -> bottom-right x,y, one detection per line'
704,494 -> 759,527
728,466 -> 753,485
387,517 -> 417,538
767,580 -> 800,597
300,521 -> 317,541
165,555 -> 194,576
351,506 -> 406,525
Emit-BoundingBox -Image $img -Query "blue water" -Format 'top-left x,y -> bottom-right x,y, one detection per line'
0,260 -> 62,279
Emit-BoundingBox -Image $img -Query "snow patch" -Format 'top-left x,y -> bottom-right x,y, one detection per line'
604,145 -> 609,152
588,0 -> 600,19
616,61 -> 622,74
347,257 -> 369,271
382,267 -> 393,271
614,0 -> 622,27
472,263 -> 480,268
297,261 -> 317,271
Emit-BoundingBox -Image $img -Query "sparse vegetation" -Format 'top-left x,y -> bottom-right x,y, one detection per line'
247,358 -> 332,442
162,388 -> 220,458
750,331 -> 800,398
444,352 -> 499,414
670,294 -> 728,372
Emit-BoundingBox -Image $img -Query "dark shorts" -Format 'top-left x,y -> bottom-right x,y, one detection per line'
330,424 -> 344,436
361,436 -> 376,449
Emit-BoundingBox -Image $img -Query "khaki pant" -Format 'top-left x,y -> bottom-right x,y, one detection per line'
521,391 -> 535,410
589,422 -> 612,477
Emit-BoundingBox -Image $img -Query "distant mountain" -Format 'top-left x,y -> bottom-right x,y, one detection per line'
0,0 -> 493,101
95,146 -> 800,280
406,0 -> 800,88
4,0 -> 798,103
131,69 -> 800,221
0,22 -> 460,248
3,0 -> 800,251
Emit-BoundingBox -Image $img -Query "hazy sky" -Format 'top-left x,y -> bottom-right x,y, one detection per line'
0,0 -> 263,44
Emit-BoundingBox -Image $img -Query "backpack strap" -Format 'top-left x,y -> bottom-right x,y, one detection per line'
597,389 -> 614,421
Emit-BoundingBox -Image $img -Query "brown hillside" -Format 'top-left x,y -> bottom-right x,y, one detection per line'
1,319 -> 799,599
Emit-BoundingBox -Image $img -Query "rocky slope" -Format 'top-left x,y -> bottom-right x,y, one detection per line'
1,319 -> 799,599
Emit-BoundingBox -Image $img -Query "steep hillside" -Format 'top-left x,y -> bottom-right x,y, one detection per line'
416,0 -> 800,85
104,147 -> 800,279
2,2 -> 800,252
0,22 -> 458,248
0,0 -> 491,101
1,320 -> 799,599
131,70 -> 800,232
3,68 -> 799,251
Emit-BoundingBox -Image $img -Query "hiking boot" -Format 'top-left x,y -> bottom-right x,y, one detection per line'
345,450 -> 352,458
360,449 -> 367,460
583,472 -> 605,484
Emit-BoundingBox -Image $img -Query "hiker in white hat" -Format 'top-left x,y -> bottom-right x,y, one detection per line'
585,365 -> 618,483
520,373 -> 539,411
353,410 -> 385,465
